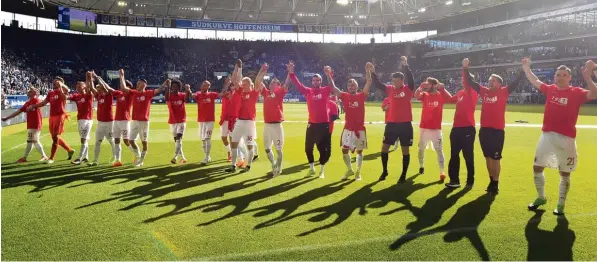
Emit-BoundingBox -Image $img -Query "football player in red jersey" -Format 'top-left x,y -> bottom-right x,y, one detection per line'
193,80 -> 228,164
461,58 -> 524,195
414,77 -> 446,182
88,71 -> 117,166
68,77 -> 96,165
218,77 -> 234,161
2,87 -> 48,162
370,56 -> 415,183
166,79 -> 191,164
31,77 -> 75,164
288,61 -> 332,178
381,97 -> 399,151
524,59 -> 597,215
325,63 -> 372,181
255,64 -> 290,177
225,60 -> 262,173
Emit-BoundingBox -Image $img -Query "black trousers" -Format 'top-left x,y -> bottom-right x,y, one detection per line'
305,122 -> 331,165
448,126 -> 476,184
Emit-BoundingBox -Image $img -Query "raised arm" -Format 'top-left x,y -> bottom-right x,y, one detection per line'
400,56 -> 415,91
184,84 -> 192,101
282,73 -> 290,93
219,77 -> 232,98
507,69 -> 525,93
58,83 -> 70,101
287,61 -> 307,94
164,79 -> 172,101
414,82 -> 429,99
255,63 -> 268,93
94,72 -> 115,93
324,66 -> 342,97
153,79 -> 167,96
370,66 -> 386,92
231,59 -> 243,90
363,64 -> 372,96
439,84 -> 457,103
521,58 -> 544,90
87,71 -> 98,96
462,58 -> 481,94
119,69 -> 131,94
1,110 -> 23,122
583,60 -> 597,100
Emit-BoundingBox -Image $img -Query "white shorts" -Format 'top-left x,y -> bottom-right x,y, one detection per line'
419,128 -> 443,151
263,123 -> 284,150
220,121 -> 230,137
199,121 -> 215,140
231,119 -> 257,145
113,120 -> 130,139
341,129 -> 368,151
534,132 -> 578,172
130,120 -> 150,142
170,123 -> 187,137
77,119 -> 93,140
95,121 -> 113,141
27,129 -> 41,141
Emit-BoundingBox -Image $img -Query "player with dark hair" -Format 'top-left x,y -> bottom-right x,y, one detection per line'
370,56 -> 415,183
524,59 -> 597,215
88,71 -> 117,166
255,65 -> 290,177
30,76 -> 75,164
414,77 -> 446,182
111,69 -> 139,166
68,78 -> 95,164
326,63 -> 372,181
381,97 -> 399,151
441,67 -> 479,189
166,79 -> 191,164
2,87 -> 48,162
461,58 -> 524,195
288,61 -> 332,178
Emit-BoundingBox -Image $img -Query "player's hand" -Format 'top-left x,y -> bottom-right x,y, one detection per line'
366,62 -> 375,73
462,58 -> 470,68
261,63 -> 269,72
324,66 -> 332,76
91,70 -> 97,78
86,71 -> 92,80
287,61 -> 295,73
522,58 -> 531,69
119,69 -> 124,78
420,82 -> 430,90
235,59 -> 243,68
163,79 -> 171,87
400,56 -> 408,66
184,84 -> 191,91
585,60 -> 596,71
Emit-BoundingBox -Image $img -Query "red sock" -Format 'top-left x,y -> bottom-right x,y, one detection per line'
50,143 -> 58,159
58,137 -> 72,152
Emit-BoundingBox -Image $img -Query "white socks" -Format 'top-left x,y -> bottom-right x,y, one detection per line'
202,140 -> 212,158
356,153 -> 363,172
436,150 -> 445,173
343,153 -> 353,171
253,143 -> 259,156
140,150 -> 147,162
115,143 -> 122,161
276,149 -> 283,171
79,142 -> 89,160
225,144 -> 231,153
94,140 -> 102,162
309,162 -> 315,170
247,147 -> 254,167
418,147 -> 425,168
266,149 -> 275,166
558,175 -> 570,206
34,141 -> 46,158
24,142 -> 33,158
231,147 -> 238,166
128,144 -> 140,159
533,171 -> 545,199
174,139 -> 185,159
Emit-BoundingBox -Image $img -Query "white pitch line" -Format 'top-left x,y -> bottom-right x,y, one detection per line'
1,134 -> 50,154
193,211 -> 597,261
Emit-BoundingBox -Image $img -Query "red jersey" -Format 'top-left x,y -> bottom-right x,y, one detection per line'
238,89 -> 260,120
478,86 -> 510,130
418,92 -> 444,130
382,97 -> 390,123
540,84 -> 588,138
167,92 -> 187,124
113,90 -> 133,121
328,99 -> 338,134
290,73 -> 331,123
131,89 -> 154,121
69,93 -> 93,120
443,87 -> 478,128
262,87 -> 287,123
220,92 -> 230,124
45,89 -> 66,116
227,90 -> 242,118
340,92 -> 366,131
20,98 -> 42,130
96,93 -> 114,122
194,91 -> 219,122
385,85 -> 414,123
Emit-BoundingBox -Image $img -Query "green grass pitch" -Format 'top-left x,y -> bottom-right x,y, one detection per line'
2,103 -> 596,260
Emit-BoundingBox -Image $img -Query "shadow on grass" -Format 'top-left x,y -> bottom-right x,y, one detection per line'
525,210 -> 575,261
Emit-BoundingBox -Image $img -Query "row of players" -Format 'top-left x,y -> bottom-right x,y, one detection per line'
3,57 -> 597,215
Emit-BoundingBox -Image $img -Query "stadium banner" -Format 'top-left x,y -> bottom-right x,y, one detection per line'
106,70 -> 120,80
174,19 -> 296,32
349,73 -> 364,78
165,71 -> 183,79
213,71 -> 229,80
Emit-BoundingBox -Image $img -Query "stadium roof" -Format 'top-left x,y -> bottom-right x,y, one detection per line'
45,0 -> 519,26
